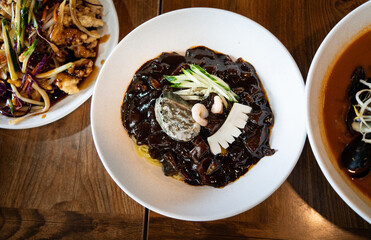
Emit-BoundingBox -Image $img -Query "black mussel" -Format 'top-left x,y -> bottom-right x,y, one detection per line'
348,66 -> 366,104
345,67 -> 369,136
341,136 -> 371,178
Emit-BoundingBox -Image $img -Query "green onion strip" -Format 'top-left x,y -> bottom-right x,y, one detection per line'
164,64 -> 238,108
2,19 -> 19,80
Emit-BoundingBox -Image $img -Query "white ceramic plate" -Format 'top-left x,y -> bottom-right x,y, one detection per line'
91,8 -> 306,221
0,0 -> 119,129
306,2 -> 371,223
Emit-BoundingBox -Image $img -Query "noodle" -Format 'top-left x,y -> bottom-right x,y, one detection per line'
132,137 -> 161,167
132,137 -> 185,181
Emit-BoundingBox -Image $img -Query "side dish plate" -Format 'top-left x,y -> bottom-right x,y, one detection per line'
91,8 -> 306,221
0,0 -> 119,129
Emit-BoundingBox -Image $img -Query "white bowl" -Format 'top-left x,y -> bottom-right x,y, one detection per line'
306,2 -> 371,223
91,8 -> 306,221
0,0 -> 119,129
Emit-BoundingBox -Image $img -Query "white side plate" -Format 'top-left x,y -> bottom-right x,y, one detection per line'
0,0 -> 119,129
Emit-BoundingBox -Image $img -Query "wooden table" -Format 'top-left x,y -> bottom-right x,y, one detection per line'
1,0 -> 370,239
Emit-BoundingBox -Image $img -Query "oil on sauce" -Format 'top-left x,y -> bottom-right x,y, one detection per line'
321,29 -> 371,199
78,66 -> 99,90
99,34 -> 110,44
77,35 -> 110,90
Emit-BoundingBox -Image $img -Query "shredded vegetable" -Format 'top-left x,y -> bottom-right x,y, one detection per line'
0,0 -> 103,123
164,64 -> 238,108
20,39 -> 38,73
36,62 -> 75,78
2,19 -> 19,80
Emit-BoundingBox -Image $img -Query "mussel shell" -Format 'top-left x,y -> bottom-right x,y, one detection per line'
341,136 -> 371,178
348,66 -> 366,104
345,67 -> 370,136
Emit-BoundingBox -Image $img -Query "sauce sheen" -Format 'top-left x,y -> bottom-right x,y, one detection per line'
122,46 -> 275,188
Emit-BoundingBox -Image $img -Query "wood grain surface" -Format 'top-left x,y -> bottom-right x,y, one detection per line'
0,0 -> 159,239
0,0 -> 370,239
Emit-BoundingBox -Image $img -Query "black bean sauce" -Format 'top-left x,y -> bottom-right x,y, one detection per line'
122,46 -> 275,187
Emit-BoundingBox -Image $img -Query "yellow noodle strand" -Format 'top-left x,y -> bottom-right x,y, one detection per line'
132,137 -> 184,180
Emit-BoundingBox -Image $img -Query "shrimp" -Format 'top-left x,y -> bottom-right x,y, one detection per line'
192,103 -> 209,126
211,95 -> 224,114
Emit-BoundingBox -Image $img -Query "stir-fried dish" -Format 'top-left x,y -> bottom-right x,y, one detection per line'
0,0 -> 103,124
122,46 -> 275,188
322,29 -> 371,199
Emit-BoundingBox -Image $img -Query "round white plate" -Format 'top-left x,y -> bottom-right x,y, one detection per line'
306,2 -> 371,223
0,0 -> 119,129
91,8 -> 306,221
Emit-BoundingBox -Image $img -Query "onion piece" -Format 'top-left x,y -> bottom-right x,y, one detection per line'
42,18 -> 55,32
83,0 -> 103,7
36,27 -> 59,53
10,83 -> 44,105
69,0 -> 100,38
18,105 -> 43,111
57,0 -> 67,26
9,82 -> 50,124
36,62 -> 75,79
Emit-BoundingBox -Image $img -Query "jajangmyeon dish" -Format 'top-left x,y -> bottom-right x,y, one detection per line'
0,0 -> 104,124
122,46 -> 275,188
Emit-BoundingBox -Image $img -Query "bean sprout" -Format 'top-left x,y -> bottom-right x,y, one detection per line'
352,79 -> 371,143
